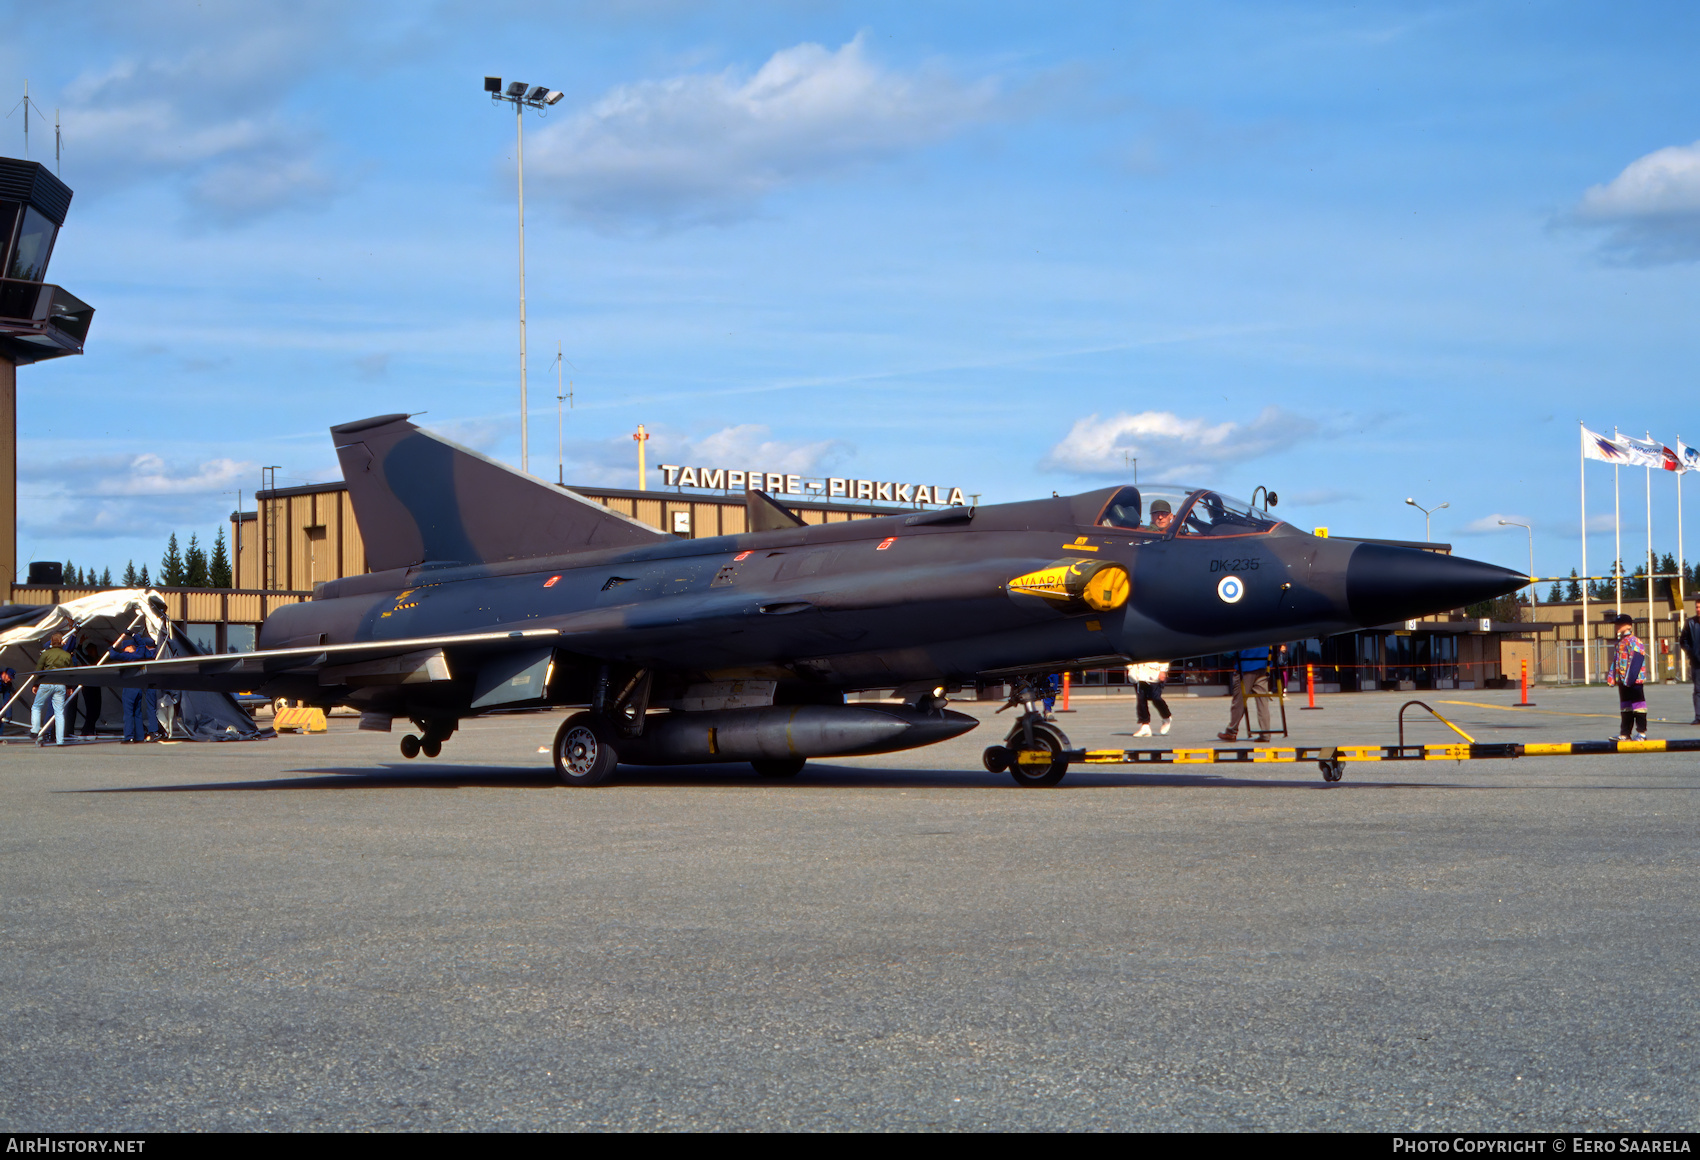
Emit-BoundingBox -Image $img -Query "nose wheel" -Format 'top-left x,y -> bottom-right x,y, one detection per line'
1319,759 -> 1344,782
399,720 -> 454,759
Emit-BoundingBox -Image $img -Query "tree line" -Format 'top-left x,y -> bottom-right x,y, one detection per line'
1542,556 -> 1695,604
64,528 -> 234,590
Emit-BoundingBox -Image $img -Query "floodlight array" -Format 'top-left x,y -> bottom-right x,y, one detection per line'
484,76 -> 565,109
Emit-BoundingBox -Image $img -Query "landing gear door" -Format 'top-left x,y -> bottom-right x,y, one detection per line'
470,647 -> 556,710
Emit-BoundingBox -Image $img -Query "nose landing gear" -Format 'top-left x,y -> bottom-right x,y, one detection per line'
398,718 -> 457,759
992,676 -> 1073,787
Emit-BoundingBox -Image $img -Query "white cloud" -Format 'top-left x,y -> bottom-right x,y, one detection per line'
1040,406 -> 1317,479
1461,513 -> 1532,535
429,418 -> 512,456
527,34 -> 999,228
47,5 -> 349,223
16,452 -> 257,544
21,453 -> 255,497
563,423 -> 851,488
1571,139 -> 1700,264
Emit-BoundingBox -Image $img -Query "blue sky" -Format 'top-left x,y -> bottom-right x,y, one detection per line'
4,0 -> 1699,586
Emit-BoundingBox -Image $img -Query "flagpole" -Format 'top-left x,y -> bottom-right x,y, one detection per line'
1614,427 -> 1623,618
1645,437 -> 1657,683
1580,422 -> 1590,684
1679,443 -> 1688,683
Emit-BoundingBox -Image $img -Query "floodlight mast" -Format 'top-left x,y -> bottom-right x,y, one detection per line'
484,76 -> 566,474
1404,496 -> 1448,543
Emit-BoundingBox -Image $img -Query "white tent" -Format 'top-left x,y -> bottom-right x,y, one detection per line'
0,590 -> 264,741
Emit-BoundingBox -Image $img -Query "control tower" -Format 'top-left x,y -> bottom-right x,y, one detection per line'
0,158 -> 93,591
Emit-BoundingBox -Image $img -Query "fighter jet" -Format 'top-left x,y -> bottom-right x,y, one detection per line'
60,414 -> 1525,786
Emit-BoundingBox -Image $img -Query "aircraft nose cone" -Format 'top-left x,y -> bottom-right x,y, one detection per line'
1346,543 -> 1527,626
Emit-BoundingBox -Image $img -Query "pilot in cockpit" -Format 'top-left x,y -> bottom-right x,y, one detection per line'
1148,499 -> 1174,534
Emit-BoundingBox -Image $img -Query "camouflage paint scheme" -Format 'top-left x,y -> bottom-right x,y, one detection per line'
59,415 -> 1524,779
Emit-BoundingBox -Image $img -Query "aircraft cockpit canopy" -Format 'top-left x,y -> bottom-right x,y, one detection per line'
1096,485 -> 1279,538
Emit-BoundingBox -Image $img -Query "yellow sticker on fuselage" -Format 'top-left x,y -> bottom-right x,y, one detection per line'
1008,563 -> 1078,599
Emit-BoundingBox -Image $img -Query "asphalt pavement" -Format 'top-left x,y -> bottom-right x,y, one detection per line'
2,684 -> 1696,1131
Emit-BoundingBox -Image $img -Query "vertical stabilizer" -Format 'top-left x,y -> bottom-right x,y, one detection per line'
746,489 -> 806,532
331,414 -> 668,570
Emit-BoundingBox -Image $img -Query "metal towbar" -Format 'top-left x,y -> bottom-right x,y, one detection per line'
1011,737 -> 1700,784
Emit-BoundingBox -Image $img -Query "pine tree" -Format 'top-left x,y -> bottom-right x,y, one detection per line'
1565,569 -> 1582,603
1627,565 -> 1647,602
184,533 -> 208,588
161,533 -> 185,588
123,560 -> 138,587
1659,552 -> 1679,605
139,563 -> 151,587
209,528 -> 232,589
100,567 -> 112,587
64,559 -> 75,585
1547,581 -> 1563,603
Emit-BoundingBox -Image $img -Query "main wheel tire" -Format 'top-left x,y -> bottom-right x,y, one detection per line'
553,713 -> 619,787
1007,731 -> 1068,787
751,757 -> 806,778
421,737 -> 442,758
400,734 -> 421,759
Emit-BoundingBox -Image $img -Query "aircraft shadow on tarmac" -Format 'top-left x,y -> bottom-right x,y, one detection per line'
72,762 -> 1485,793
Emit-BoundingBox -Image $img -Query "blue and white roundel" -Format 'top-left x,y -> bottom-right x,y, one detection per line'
1217,575 -> 1245,604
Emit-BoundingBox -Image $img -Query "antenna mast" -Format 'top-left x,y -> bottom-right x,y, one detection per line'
8,81 -> 48,157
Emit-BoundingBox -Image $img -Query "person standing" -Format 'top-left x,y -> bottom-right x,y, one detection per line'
1219,646 -> 1272,743
112,626 -> 157,744
1,666 -> 18,734
1606,612 -> 1648,741
1680,595 -> 1700,726
1129,659 -> 1172,737
30,633 -> 75,747
67,638 -> 104,737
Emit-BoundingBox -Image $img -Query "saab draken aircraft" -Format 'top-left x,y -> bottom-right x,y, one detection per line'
60,415 -> 1525,786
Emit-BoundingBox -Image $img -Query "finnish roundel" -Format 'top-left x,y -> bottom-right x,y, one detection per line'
1217,575 -> 1245,604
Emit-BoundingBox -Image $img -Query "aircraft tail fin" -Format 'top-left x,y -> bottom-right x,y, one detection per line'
746,489 -> 806,532
331,414 -> 669,571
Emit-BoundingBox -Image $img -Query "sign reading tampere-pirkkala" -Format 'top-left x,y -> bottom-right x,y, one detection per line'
658,464 -> 966,506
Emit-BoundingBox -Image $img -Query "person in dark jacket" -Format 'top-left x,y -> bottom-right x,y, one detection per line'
1680,595 -> 1700,726
67,638 -> 104,736
1606,613 -> 1648,741
112,627 -> 158,743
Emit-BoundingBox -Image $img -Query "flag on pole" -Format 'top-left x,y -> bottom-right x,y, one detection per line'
1620,434 -> 1665,469
1659,442 -> 1685,472
1678,439 -> 1699,473
1582,426 -> 1631,464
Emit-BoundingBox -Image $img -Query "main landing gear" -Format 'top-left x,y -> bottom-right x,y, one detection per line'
553,712 -> 618,787
399,718 -> 456,760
